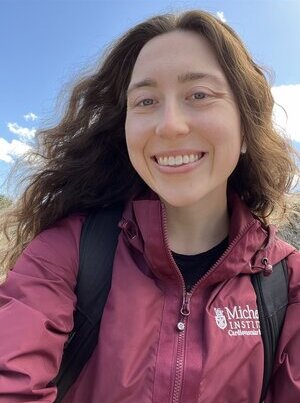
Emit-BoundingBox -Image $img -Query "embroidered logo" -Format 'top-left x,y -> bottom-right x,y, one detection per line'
214,308 -> 227,330
213,305 -> 261,337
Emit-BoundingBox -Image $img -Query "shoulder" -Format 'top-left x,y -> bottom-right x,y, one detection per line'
12,213 -> 86,287
35,213 -> 86,257
265,234 -> 299,303
285,248 -> 300,279
281,249 -> 300,304
273,235 -> 299,273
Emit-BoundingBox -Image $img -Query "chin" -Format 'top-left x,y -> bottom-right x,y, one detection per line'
156,183 -> 228,210
159,192 -> 208,209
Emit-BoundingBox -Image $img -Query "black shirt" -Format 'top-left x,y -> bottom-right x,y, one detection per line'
172,237 -> 228,291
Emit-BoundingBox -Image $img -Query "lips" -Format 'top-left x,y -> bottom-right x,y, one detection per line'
153,152 -> 206,167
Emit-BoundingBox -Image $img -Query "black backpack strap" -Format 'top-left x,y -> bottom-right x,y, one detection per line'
251,259 -> 289,403
51,204 -> 123,403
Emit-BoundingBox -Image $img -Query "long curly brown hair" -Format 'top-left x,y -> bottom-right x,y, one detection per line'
0,10 -> 298,276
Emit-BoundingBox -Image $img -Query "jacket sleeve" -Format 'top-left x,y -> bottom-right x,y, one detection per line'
0,214 -> 84,403
266,250 -> 300,403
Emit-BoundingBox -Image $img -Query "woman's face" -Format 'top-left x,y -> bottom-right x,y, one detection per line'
125,30 -> 242,208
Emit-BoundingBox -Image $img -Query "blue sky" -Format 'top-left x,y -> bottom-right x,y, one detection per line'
1,0 -> 300,195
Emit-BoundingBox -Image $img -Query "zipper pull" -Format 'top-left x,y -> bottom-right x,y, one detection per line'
180,291 -> 192,316
177,292 -> 192,332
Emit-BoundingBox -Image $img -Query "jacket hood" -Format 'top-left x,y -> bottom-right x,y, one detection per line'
119,190 -> 295,288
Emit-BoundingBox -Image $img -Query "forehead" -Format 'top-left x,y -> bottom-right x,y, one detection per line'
130,30 -> 225,82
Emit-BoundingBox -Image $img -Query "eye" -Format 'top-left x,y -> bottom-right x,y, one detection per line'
191,92 -> 207,100
137,98 -> 155,107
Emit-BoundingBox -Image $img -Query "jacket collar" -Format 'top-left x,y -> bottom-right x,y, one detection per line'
120,190 -> 295,288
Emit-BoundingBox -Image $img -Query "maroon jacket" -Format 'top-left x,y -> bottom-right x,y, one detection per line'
0,192 -> 299,403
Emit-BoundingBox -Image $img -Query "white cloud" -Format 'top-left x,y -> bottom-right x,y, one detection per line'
7,122 -> 36,140
0,138 -> 31,163
216,11 -> 226,23
23,112 -> 38,122
272,84 -> 300,142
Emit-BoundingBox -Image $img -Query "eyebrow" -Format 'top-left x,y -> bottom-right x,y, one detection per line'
127,72 -> 226,95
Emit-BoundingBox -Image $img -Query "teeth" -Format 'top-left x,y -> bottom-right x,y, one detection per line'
168,156 -> 175,166
157,153 -> 202,166
175,156 -> 183,165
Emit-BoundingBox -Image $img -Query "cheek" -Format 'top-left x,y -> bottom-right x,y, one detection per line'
125,118 -> 137,155
125,115 -> 152,151
125,119 -> 146,171
201,110 -> 241,148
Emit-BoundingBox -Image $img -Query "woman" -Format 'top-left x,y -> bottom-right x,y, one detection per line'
0,10 -> 299,403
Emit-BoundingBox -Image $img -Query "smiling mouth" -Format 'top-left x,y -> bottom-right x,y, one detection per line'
153,152 -> 206,167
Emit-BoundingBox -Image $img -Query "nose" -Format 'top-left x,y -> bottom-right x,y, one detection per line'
155,100 -> 190,138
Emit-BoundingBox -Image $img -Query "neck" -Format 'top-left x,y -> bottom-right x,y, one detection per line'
163,190 -> 229,255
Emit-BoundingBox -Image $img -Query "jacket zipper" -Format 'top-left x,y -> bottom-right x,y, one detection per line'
172,291 -> 192,403
190,218 -> 258,291
161,206 -> 190,403
161,204 -> 258,403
